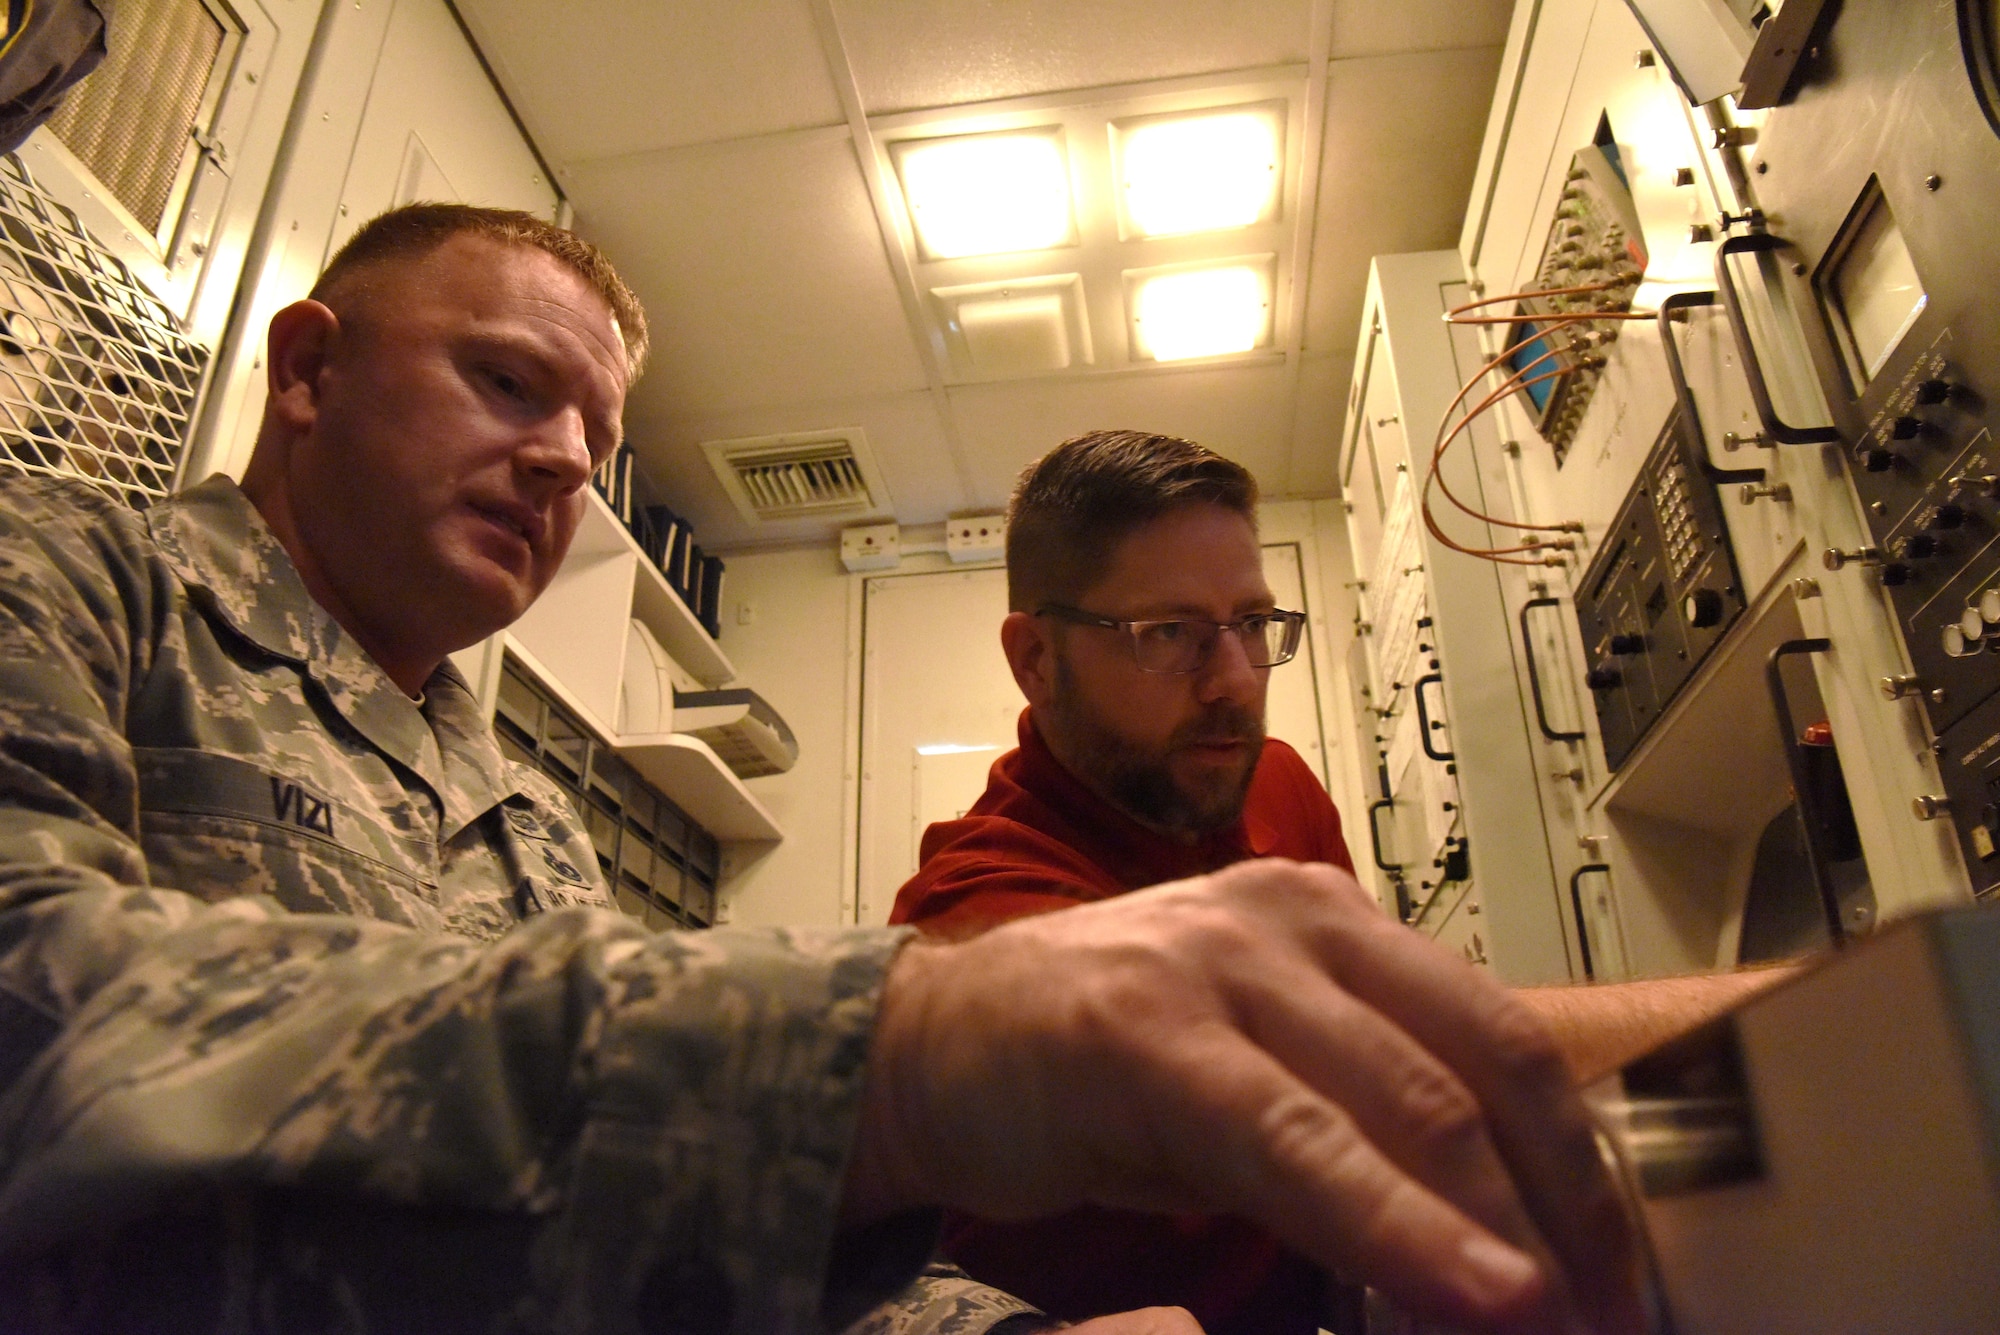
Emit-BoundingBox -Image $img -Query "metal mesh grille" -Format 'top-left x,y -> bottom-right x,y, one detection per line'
45,0 -> 225,233
0,153 -> 208,508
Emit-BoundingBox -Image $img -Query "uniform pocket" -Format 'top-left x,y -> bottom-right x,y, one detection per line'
133,748 -> 445,932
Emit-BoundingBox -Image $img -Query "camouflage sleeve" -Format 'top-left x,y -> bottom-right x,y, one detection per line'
0,484 -> 924,1333
842,1262 -> 1053,1335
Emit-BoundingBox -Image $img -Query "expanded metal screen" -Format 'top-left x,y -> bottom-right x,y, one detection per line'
45,0 -> 227,235
0,153 -> 209,509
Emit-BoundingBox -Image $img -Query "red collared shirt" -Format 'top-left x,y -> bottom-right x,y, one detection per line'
890,710 -> 1354,1335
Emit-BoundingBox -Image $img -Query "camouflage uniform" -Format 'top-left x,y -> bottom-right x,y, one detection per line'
0,473 -> 1045,1334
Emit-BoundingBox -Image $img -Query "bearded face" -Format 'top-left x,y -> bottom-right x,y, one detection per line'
1047,646 -> 1265,837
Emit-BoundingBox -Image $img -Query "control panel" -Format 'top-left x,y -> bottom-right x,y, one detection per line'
1506,138 -> 1649,466
1576,409 -> 1748,769
1747,0 -> 2000,893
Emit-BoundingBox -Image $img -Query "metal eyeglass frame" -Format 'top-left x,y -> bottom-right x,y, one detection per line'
1036,603 -> 1307,674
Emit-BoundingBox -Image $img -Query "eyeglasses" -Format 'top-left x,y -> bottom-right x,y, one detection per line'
1038,603 -> 1307,674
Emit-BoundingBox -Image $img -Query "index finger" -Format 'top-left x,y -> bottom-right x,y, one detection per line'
1269,862 -> 1646,1335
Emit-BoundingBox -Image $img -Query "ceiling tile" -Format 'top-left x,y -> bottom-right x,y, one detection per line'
835,0 -> 1313,115
1303,45 -> 1504,355
1328,0 -> 1514,60
946,361 -> 1297,507
454,0 -> 842,164
631,391 -> 962,553
571,132 -> 931,429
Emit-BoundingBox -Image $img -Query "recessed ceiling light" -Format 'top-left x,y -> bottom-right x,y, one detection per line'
1116,106 -> 1283,239
1130,263 -> 1272,362
892,129 -> 1076,260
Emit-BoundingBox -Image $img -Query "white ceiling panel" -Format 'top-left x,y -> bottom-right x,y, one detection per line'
570,131 -> 930,425
631,390 -> 965,551
1328,0 -> 1514,61
453,0 -> 842,164
1303,45 -> 1504,355
837,0 -> 1313,115
947,361 -> 1297,507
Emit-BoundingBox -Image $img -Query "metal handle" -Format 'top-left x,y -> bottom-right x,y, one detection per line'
1765,638 -> 1846,947
1414,673 -> 1455,762
1658,289 -> 1768,482
1519,597 -> 1587,743
1568,863 -> 1609,982
1367,798 -> 1403,873
1713,233 -> 1842,445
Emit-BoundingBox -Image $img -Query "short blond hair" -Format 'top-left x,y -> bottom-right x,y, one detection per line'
311,202 -> 650,380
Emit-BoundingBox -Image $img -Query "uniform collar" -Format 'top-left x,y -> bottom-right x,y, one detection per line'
1015,708 -> 1265,887
149,475 -> 518,837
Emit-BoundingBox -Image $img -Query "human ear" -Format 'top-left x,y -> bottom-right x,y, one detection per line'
1000,610 -> 1057,710
263,299 -> 340,431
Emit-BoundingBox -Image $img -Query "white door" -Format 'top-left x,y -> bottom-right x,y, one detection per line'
855,546 -> 1331,924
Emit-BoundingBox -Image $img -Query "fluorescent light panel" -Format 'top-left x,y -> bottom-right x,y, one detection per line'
893,128 -> 1075,260
1131,263 -> 1272,362
1116,105 -> 1283,238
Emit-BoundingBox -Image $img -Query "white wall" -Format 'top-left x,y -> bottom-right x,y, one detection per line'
196,0 -> 558,482
716,545 -> 858,927
717,499 -> 1366,929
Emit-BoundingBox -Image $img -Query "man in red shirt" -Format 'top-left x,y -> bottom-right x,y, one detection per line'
891,430 -> 1356,1333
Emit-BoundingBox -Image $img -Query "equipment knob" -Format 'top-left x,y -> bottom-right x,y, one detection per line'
1857,447 -> 1897,472
1964,606 -> 1988,641
1915,379 -> 1951,405
1683,588 -> 1725,628
1913,794 -> 1954,821
1881,674 -> 1923,701
1922,504 -> 1967,531
1609,633 -> 1645,656
1896,533 -> 1941,560
1890,416 -> 1923,441
1944,623 -> 1981,658
1585,664 -> 1622,691
1880,561 -> 1914,587
1980,587 -> 2000,624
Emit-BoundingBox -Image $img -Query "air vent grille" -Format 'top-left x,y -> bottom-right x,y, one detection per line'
735,444 -> 868,517
703,429 -> 892,526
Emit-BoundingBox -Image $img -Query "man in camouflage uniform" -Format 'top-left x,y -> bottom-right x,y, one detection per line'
0,204 -> 1643,1335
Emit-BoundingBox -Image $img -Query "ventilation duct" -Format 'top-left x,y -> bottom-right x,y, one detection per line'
702,429 -> 892,526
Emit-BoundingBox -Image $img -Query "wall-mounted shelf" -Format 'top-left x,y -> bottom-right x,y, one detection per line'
617,733 -> 783,842
504,633 -> 782,847
567,487 -> 735,690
